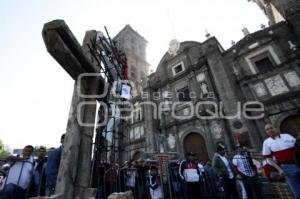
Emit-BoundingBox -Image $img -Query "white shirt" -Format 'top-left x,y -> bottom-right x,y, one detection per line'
198,163 -> 205,173
6,156 -> 34,189
262,134 -> 295,163
220,155 -> 234,179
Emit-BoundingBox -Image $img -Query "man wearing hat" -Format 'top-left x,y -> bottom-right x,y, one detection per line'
179,152 -> 201,199
212,143 -> 238,199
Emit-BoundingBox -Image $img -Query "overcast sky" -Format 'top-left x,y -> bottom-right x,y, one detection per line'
0,0 -> 268,150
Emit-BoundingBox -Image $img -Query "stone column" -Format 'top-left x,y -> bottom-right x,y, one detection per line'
56,78 -> 99,199
144,86 -> 157,153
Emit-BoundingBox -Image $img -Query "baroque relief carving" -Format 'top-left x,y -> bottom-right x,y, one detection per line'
284,71 -> 300,87
265,75 -> 289,96
253,82 -> 268,97
210,121 -> 222,139
167,134 -> 176,149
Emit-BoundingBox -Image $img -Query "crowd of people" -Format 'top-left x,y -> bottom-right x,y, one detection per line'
0,123 -> 299,199
176,145 -> 261,199
0,134 -> 65,199
100,124 -> 300,199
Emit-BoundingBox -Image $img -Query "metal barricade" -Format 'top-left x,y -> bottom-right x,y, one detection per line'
97,160 -> 225,199
96,160 -> 296,199
167,161 -> 224,199
98,162 -> 151,199
167,162 -> 185,199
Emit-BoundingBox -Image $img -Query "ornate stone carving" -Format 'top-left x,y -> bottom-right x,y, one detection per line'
210,121 -> 222,139
167,134 -> 176,149
253,82 -> 268,97
168,39 -> 180,56
196,73 -> 205,82
265,75 -> 289,96
200,82 -> 209,95
284,71 -> 300,87
134,126 -> 140,139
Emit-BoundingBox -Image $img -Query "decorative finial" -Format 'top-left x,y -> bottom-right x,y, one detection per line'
242,27 -> 250,36
260,24 -> 266,29
205,29 -> 211,39
168,39 -> 180,56
233,64 -> 239,76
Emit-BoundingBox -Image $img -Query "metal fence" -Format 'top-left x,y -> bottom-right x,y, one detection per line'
95,161 -> 224,199
95,160 -> 294,199
0,158 -> 294,199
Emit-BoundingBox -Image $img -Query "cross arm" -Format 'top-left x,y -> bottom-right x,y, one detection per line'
42,20 -> 98,80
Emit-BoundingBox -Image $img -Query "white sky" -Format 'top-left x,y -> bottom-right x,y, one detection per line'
0,0 -> 268,150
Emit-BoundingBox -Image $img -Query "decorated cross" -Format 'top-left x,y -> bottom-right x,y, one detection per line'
42,20 -> 105,199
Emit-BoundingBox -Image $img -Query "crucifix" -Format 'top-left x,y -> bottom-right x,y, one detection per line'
42,20 -> 106,199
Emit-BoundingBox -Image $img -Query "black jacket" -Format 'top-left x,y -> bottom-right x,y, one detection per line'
212,153 -> 236,179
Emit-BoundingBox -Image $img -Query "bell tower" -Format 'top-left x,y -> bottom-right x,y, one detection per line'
250,0 -> 300,25
268,0 -> 300,18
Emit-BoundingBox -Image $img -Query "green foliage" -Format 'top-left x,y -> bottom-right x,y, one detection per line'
33,145 -> 50,156
0,139 -> 10,158
34,145 -> 47,151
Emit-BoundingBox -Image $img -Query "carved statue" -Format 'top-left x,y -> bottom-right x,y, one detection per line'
200,82 -> 208,95
167,134 -> 176,149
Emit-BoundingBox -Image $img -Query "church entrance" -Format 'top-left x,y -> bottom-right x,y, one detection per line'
183,133 -> 209,162
280,114 -> 300,138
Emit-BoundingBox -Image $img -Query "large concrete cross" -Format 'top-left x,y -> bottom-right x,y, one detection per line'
42,20 -> 105,199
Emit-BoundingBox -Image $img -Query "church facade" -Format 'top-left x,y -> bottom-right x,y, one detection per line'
119,6 -> 300,162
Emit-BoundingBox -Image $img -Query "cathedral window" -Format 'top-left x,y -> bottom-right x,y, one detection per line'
254,56 -> 274,73
172,61 -> 185,75
245,46 -> 281,74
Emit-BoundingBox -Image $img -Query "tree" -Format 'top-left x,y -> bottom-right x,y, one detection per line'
0,139 -> 10,158
33,145 -> 47,156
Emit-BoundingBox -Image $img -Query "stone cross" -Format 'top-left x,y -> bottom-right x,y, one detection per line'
42,19 -> 105,199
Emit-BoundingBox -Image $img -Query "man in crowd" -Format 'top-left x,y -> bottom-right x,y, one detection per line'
45,133 -> 65,196
233,145 -> 261,199
149,165 -> 163,199
262,124 -> 300,199
212,143 -> 238,199
179,152 -> 201,199
32,146 -> 47,196
203,159 -> 219,194
196,159 -> 205,174
133,159 -> 150,199
0,145 -> 34,199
